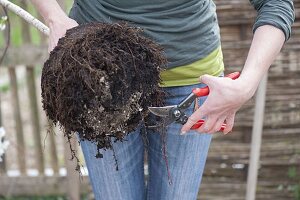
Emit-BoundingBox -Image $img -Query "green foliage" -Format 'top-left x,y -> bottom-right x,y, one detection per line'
293,185 -> 300,200
0,83 -> 10,93
0,16 -> 7,28
287,166 -> 300,200
0,16 -> 7,46
10,15 -> 22,46
287,184 -> 300,200
288,167 -> 298,179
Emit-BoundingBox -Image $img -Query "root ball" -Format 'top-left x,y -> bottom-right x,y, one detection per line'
41,22 -> 166,155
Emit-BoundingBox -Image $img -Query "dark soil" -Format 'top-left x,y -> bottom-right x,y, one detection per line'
41,22 -> 166,158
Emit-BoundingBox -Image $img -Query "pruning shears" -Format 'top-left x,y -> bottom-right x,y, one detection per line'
148,72 -> 240,131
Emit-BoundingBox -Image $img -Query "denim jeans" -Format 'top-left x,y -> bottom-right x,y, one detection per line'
80,82 -> 212,200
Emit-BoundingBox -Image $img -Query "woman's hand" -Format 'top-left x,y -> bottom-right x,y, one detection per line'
181,25 -> 286,135
30,0 -> 78,52
48,16 -> 78,52
181,74 -> 255,135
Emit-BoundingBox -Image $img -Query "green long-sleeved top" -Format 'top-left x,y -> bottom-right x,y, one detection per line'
69,0 -> 295,69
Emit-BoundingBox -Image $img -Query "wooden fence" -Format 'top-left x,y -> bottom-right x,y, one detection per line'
0,1 -> 88,199
200,1 -> 300,200
0,0 -> 299,200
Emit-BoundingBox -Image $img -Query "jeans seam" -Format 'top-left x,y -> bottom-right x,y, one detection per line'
141,141 -> 146,200
146,149 -> 152,200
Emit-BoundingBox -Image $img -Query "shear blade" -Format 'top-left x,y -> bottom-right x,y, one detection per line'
148,105 -> 177,117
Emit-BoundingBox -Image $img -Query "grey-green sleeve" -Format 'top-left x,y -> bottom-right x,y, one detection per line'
249,0 -> 295,41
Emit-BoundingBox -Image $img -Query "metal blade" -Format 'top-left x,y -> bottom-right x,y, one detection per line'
146,117 -> 174,129
148,105 -> 177,117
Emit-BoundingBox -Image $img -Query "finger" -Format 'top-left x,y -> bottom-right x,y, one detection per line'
199,74 -> 220,88
197,115 -> 218,134
181,108 -> 207,134
223,113 -> 236,134
206,116 -> 227,134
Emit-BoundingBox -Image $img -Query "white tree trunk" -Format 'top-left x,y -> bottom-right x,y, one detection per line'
0,0 -> 49,36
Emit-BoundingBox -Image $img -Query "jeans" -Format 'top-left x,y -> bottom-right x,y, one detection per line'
80,82 -> 212,200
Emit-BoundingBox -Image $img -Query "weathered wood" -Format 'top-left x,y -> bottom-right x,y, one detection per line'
20,1 -> 31,43
1,175 -> 295,200
20,1 -> 45,174
26,67 -> 45,174
0,93 -> 6,174
36,12 -> 47,43
0,147 -> 6,174
0,1 -> 299,200
48,120 -> 59,174
247,73 -> 268,200
64,137 -> 80,200
0,45 -> 47,66
209,5 -> 300,196
0,175 -> 89,196
8,68 -> 26,174
207,142 -> 300,161
205,159 -> 300,173
0,153 -> 6,174
200,178 -> 296,200
0,92 -> 2,126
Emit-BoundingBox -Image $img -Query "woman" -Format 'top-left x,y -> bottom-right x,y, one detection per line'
32,0 -> 294,199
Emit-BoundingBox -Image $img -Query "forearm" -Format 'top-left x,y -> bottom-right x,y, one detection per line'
181,25 -> 286,134
30,0 -> 67,25
238,25 -> 285,95
30,0 -> 78,52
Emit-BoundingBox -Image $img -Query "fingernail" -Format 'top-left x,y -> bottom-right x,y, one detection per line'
180,131 -> 186,135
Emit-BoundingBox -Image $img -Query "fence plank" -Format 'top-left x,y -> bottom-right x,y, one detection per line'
0,1 -> 298,199
48,120 -> 59,174
20,1 -> 45,174
0,45 -> 47,66
248,74 -> 268,200
0,92 -> 2,126
0,154 -> 6,174
0,175 -> 89,196
26,67 -> 45,173
36,11 -> 47,44
64,137 -> 80,200
8,68 -> 26,174
0,92 -> 6,174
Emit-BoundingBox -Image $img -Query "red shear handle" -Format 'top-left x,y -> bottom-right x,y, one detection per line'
191,119 -> 226,132
192,71 -> 240,97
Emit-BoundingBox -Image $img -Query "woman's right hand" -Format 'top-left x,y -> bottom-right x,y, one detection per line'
47,15 -> 78,53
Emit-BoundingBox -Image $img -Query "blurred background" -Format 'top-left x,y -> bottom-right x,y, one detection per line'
0,0 -> 299,200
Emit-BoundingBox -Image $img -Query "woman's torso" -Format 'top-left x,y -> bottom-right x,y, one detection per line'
69,0 -> 221,68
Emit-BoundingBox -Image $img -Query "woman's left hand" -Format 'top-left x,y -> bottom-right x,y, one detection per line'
181,74 -> 255,134
181,25 -> 286,135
